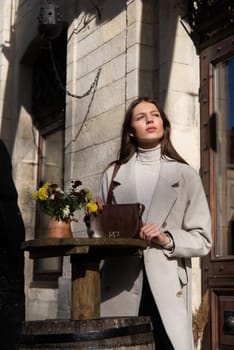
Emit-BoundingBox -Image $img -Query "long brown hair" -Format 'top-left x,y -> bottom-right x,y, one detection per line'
115,97 -> 187,165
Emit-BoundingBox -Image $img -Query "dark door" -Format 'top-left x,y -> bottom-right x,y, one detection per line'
200,35 -> 234,350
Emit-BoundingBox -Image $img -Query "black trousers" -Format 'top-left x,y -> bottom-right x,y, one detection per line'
139,270 -> 174,350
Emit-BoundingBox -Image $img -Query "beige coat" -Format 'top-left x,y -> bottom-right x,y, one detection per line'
100,155 -> 212,350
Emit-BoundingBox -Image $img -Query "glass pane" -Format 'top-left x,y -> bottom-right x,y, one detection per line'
37,129 -> 64,274
214,57 -> 234,257
40,129 -> 64,240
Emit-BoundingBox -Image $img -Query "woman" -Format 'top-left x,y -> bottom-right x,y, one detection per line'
95,97 -> 212,350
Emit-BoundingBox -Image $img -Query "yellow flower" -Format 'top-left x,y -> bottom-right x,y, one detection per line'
32,182 -> 50,201
32,180 -> 95,221
86,202 -> 98,213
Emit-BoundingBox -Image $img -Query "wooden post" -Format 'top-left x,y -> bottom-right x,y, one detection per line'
71,258 -> 100,320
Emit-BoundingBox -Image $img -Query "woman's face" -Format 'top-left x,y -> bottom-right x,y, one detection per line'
129,101 -> 164,149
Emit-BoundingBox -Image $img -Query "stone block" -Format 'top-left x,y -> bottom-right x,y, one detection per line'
170,123 -> 200,170
173,36 -> 198,65
97,54 -> 126,89
101,12 -> 126,43
126,69 -> 138,99
138,69 -> 156,98
72,78 -> 125,122
127,43 -> 154,72
160,32 -> 198,66
159,62 -> 195,93
110,31 -> 127,58
164,90 -> 199,127
76,28 -> 102,60
71,104 -> 125,150
127,68 -> 156,100
27,289 -> 58,321
72,139 -> 120,178
57,277 -> 71,319
76,43 -> 112,77
127,21 -> 154,47
127,0 -> 154,25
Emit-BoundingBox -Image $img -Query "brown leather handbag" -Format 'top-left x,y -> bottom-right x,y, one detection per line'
87,164 -> 145,239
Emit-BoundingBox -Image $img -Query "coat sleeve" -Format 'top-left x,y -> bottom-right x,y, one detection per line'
164,168 -> 212,258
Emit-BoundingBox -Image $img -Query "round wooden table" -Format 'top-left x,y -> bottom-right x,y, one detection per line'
22,238 -> 147,320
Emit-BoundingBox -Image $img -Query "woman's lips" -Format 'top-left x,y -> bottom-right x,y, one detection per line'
146,127 -> 156,132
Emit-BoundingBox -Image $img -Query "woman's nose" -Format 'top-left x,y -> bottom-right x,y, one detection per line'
146,115 -> 154,123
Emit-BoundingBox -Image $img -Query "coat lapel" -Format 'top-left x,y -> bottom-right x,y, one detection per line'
113,155 -> 138,203
146,160 -> 179,228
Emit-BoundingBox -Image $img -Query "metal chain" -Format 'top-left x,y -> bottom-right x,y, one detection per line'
48,40 -> 101,99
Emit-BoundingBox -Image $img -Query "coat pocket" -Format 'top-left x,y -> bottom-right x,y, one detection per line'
177,258 -> 188,285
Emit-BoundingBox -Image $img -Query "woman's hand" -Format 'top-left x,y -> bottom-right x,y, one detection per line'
84,195 -> 104,227
140,222 -> 170,246
92,195 -> 104,211
85,195 -> 104,216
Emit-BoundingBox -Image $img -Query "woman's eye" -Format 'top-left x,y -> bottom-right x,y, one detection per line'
136,115 -> 144,120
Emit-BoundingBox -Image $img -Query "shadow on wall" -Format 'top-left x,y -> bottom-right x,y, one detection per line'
138,0 -> 189,107
0,0 -> 186,153
0,0 -> 128,154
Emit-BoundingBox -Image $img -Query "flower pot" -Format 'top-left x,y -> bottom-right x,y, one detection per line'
47,217 -> 73,238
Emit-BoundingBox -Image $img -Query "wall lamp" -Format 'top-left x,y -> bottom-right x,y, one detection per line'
38,0 -> 62,39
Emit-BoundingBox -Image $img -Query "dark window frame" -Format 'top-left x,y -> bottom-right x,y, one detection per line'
30,27 -> 67,287
32,126 -> 65,288
200,35 -> 234,262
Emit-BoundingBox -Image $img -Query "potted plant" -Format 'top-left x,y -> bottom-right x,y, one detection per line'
32,180 -> 98,238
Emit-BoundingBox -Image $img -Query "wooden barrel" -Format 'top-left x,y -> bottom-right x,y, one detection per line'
19,316 -> 155,349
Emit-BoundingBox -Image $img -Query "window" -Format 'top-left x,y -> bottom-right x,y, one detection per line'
33,128 -> 64,284
214,57 -> 234,256
30,27 -> 67,285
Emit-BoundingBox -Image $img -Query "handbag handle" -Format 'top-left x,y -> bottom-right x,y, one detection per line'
106,163 -> 121,204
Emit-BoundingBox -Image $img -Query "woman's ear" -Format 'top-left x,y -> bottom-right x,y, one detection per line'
128,128 -> 135,138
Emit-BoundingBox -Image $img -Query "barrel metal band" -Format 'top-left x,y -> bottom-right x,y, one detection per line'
20,323 -> 152,344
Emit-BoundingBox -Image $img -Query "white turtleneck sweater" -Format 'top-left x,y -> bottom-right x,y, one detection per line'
136,146 -> 161,221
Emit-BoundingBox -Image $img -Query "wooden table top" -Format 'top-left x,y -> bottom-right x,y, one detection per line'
22,238 -> 148,260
